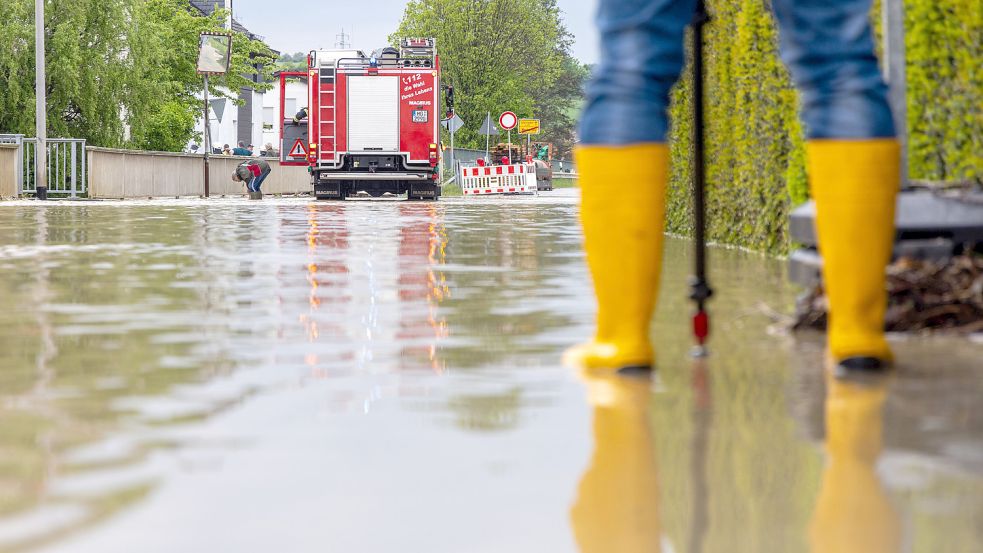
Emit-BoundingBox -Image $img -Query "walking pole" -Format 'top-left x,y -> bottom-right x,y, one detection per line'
689,0 -> 713,356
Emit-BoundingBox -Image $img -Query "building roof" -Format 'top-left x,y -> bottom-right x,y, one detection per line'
189,1 -> 264,42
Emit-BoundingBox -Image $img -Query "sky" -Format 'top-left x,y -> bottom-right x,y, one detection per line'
230,0 -> 600,64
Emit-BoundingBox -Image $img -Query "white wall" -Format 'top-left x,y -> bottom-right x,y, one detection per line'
252,89 -> 265,150
190,86 -> 239,153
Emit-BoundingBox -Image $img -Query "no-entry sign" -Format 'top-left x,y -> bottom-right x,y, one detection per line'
499,111 -> 518,131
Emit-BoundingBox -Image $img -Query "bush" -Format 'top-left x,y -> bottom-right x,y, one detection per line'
140,102 -> 197,153
665,0 -> 981,254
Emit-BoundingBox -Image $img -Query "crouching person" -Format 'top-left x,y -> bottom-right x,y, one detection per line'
233,158 -> 271,200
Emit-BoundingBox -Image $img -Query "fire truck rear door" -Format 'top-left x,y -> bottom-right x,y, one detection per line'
348,76 -> 400,152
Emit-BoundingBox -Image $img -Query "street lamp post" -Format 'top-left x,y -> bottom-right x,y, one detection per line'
35,0 -> 47,200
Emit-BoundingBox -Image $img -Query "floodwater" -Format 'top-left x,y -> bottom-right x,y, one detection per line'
0,191 -> 980,553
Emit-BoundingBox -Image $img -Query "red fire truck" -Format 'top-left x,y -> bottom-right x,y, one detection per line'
279,39 -> 442,201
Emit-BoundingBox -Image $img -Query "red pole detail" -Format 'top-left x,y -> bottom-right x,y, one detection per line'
693,310 -> 709,345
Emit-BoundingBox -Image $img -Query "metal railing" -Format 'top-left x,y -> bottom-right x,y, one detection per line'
0,134 -> 87,197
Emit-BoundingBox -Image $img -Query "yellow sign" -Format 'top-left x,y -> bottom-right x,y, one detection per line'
518,119 -> 541,135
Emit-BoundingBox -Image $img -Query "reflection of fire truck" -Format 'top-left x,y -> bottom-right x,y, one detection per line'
280,39 -> 442,201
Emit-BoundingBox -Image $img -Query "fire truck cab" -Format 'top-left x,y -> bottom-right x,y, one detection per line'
280,39 -> 442,201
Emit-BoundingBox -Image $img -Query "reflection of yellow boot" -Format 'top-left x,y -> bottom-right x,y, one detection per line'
808,140 -> 899,370
809,377 -> 900,553
564,144 -> 668,372
571,372 -> 660,553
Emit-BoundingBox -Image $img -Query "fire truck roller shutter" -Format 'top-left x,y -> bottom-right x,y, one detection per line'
348,76 -> 400,153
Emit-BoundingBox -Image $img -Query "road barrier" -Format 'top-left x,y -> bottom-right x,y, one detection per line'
443,148 -> 576,174
458,162 -> 538,196
87,148 -> 312,198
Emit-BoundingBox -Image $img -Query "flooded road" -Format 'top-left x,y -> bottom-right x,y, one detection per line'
0,191 -> 980,553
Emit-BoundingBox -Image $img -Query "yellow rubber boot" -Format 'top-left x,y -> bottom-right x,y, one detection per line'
808,139 -> 900,369
564,144 -> 669,372
809,377 -> 900,553
571,371 -> 661,553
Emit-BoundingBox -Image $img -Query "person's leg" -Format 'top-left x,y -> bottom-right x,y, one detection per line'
247,177 -> 258,193
252,169 -> 270,192
567,0 -> 696,371
773,0 -> 899,370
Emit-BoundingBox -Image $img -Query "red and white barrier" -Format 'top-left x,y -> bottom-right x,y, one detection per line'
458,163 -> 538,196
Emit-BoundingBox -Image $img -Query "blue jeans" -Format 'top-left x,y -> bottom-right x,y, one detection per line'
248,169 -> 270,192
580,0 -> 895,144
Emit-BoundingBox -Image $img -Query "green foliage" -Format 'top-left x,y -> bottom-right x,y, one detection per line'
391,0 -> 585,158
668,0 -> 802,254
664,0 -> 981,254
904,0 -> 982,184
275,52 -> 308,72
0,0 -> 276,151
141,101 -> 197,152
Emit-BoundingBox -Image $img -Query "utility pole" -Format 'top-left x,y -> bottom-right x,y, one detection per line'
446,85 -> 455,179
882,0 -> 908,186
485,112 -> 491,161
35,0 -> 47,200
335,29 -> 351,49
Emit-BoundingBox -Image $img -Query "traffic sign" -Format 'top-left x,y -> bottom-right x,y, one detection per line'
518,119 -> 541,135
499,111 -> 518,130
288,138 -> 308,158
441,113 -> 465,133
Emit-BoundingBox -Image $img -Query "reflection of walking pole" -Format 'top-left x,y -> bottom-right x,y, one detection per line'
689,0 -> 713,355
689,356 -> 712,553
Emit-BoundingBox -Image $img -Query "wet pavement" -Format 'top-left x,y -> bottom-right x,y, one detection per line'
0,191 -> 980,553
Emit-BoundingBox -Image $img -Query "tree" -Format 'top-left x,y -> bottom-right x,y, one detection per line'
391,0 -> 580,153
275,52 -> 308,72
0,0 -> 276,151
127,0 -> 276,151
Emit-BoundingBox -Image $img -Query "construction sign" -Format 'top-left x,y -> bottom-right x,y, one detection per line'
518,119 -> 541,135
288,138 -> 308,159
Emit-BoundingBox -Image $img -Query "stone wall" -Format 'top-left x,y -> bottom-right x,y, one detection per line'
87,147 -> 311,198
0,144 -> 18,198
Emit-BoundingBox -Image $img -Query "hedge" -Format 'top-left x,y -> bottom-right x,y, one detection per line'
664,0 -> 981,255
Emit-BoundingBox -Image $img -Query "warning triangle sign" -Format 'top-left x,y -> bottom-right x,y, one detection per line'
288,139 -> 308,158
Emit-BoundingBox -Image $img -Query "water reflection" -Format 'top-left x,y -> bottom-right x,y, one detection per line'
0,197 -> 979,553
809,376 -> 899,553
571,371 -> 661,552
